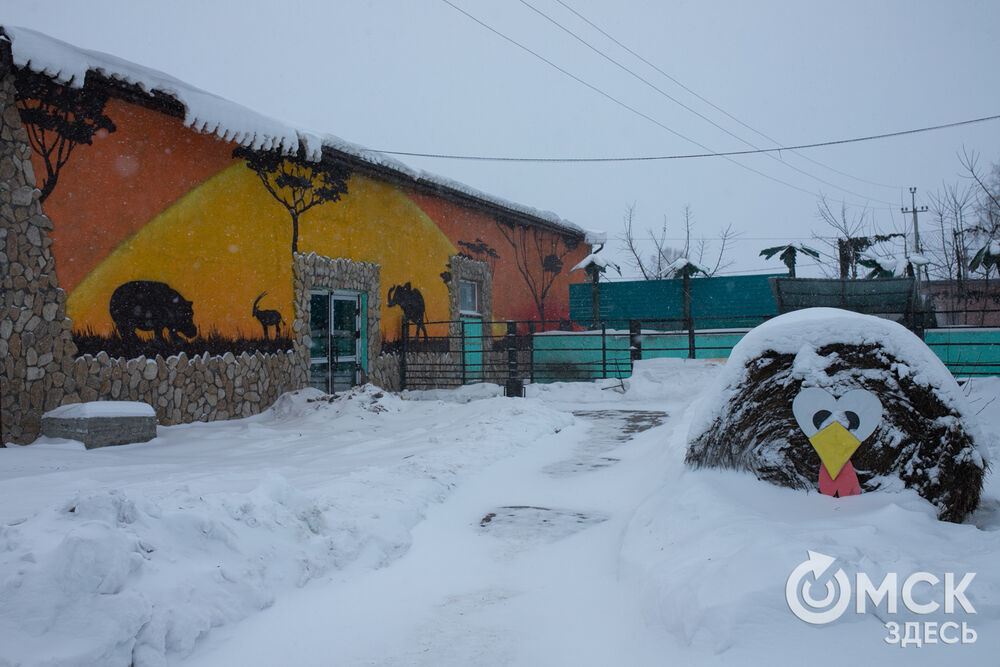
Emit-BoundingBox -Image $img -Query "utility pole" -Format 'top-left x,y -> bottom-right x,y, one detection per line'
902,187 -> 929,280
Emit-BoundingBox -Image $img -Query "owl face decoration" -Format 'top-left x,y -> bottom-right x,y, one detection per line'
791,388 -> 883,498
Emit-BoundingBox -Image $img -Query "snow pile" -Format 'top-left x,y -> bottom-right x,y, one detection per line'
686,308 -> 987,521
621,441 -> 1000,662
618,366 -> 1000,663
0,385 -> 574,666
403,382 -> 504,403
0,363 -> 998,665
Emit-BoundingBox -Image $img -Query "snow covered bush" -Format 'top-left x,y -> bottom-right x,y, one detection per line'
685,308 -> 987,522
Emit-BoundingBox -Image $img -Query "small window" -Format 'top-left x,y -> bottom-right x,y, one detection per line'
459,280 -> 480,315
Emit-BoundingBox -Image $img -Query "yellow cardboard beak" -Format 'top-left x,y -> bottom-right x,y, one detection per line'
808,421 -> 861,479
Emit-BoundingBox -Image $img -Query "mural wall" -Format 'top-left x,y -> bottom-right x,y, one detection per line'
15,77 -> 589,361
408,192 -> 585,325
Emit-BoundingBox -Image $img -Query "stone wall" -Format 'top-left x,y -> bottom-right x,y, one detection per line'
448,254 -> 492,323
0,57 -> 77,444
66,350 -> 299,424
370,354 -> 401,392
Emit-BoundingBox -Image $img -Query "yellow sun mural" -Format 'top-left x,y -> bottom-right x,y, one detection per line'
298,174 -> 456,334
67,162 -> 456,342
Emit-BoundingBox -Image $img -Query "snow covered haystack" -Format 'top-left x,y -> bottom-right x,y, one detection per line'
685,308 -> 987,522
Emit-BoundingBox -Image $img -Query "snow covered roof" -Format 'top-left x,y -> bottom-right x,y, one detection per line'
2,25 -> 588,239
571,252 -> 619,274
665,256 -> 710,276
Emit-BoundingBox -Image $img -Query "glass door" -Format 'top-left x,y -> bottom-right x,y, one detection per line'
310,291 -> 361,392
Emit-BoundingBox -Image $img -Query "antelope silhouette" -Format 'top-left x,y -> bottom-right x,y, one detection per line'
252,292 -> 284,340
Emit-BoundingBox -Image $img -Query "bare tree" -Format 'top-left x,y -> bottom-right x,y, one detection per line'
619,203 -> 734,279
814,196 -> 905,278
619,204 -> 682,279
926,182 -> 976,281
693,223 -> 736,276
960,149 -> 1000,244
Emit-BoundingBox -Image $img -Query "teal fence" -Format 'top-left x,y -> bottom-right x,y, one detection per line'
532,328 -> 750,380
531,325 -> 1000,380
924,328 -> 1000,377
401,317 -> 1000,393
569,274 -> 781,328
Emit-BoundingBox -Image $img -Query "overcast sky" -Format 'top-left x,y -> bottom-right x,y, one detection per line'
5,0 -> 999,278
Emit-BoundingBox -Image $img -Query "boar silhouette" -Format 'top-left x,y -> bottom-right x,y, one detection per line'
110,280 -> 197,343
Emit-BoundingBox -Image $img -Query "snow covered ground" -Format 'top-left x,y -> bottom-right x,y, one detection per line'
1,359 -> 999,666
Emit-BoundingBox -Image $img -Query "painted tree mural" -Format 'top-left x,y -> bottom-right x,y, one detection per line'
496,220 -> 579,322
233,146 -> 350,253
457,238 -> 500,276
13,68 -> 116,202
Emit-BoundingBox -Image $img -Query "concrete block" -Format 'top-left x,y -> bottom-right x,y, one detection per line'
41,401 -> 157,449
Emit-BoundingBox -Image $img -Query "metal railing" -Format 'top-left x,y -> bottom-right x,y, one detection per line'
400,315 -> 770,393
399,310 -> 1000,391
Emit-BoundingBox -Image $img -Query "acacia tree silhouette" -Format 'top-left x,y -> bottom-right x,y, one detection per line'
13,68 -> 116,202
495,220 -> 579,322
233,146 -> 350,253
457,237 -> 500,275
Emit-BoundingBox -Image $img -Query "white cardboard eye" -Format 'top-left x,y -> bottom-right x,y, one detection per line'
792,387 -> 837,437
836,389 -> 883,442
792,387 -> 883,442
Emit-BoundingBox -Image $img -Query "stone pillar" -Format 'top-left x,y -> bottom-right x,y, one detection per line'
0,47 -> 78,445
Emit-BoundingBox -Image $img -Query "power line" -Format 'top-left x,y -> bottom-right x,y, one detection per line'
376,113 -> 1000,163
516,0 -> 898,206
630,235 -> 840,242
552,0 -> 903,191
437,0 -> 898,211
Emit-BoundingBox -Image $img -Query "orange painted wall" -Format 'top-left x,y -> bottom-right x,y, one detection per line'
30,98 -> 236,295
406,190 -> 590,323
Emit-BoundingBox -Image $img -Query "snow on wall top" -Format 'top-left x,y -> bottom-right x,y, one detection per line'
3,25 -> 586,237
44,401 -> 156,419
570,252 -> 618,273
686,307 -> 980,442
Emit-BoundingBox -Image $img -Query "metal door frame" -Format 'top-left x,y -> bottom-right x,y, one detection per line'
309,290 -> 362,392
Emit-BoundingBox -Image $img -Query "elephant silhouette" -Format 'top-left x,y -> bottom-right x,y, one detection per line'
387,282 -> 427,340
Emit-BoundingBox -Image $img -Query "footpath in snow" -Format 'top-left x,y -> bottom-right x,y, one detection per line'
1,359 -> 999,666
